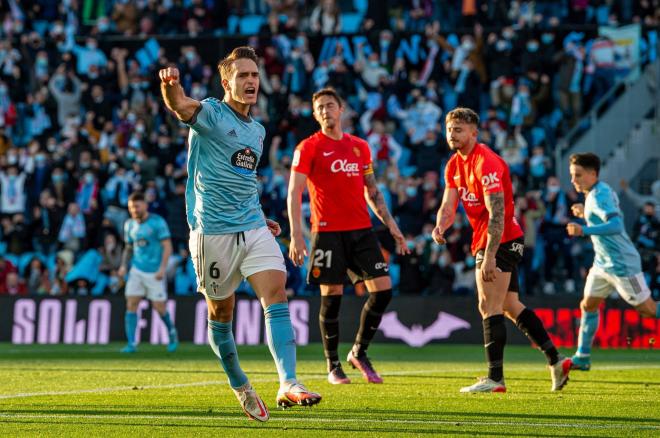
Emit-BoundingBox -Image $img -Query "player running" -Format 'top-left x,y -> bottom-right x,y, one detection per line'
288,87 -> 409,385
119,191 -> 178,354
566,153 -> 660,370
159,46 -> 320,422
433,108 -> 571,392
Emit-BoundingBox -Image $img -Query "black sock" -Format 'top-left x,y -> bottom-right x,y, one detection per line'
320,295 -> 342,371
354,289 -> 392,357
483,314 -> 506,382
515,308 -> 559,365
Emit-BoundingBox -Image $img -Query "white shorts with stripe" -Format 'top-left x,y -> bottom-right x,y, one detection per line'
189,226 -> 286,301
584,265 -> 651,306
125,267 -> 167,302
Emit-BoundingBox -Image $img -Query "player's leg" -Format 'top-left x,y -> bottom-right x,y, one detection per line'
635,297 -> 660,319
121,269 -> 145,353
151,300 -> 178,353
346,229 -> 392,383
309,231 -> 351,383
147,273 -> 178,352
243,226 -> 321,407
319,284 -> 351,384
504,293 -> 571,391
571,267 -> 612,370
191,231 -> 268,421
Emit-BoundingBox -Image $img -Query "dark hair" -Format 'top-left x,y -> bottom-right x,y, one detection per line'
569,153 -> 601,175
445,107 -> 480,126
217,46 -> 259,81
312,87 -> 343,107
128,191 -> 145,203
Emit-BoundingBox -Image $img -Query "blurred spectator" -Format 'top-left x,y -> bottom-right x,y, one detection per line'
25,257 -> 51,295
58,202 -> 86,254
310,0 -> 342,34
0,271 -> 27,295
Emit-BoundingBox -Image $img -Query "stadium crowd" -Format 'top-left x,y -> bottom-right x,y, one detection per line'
0,0 -> 658,298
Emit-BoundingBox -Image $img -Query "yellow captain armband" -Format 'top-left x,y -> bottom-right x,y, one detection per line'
363,163 -> 374,176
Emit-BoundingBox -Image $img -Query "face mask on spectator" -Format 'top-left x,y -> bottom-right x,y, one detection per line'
86,41 -> 97,50
0,85 -> 7,94
547,184 -> 560,193
405,187 -> 417,197
7,154 -> 17,165
406,240 -> 415,250
503,30 -> 514,40
36,57 -> 48,68
126,150 -> 136,161
496,40 -> 509,52
127,113 -> 136,123
35,154 -> 47,166
423,182 -> 435,191
135,124 -> 145,134
461,40 -> 474,51
300,108 -> 312,117
541,34 -> 555,44
527,42 -> 539,52
52,174 -> 64,183
98,21 -> 109,33
296,36 -> 306,47
185,51 -> 195,61
438,255 -> 449,267
84,173 -> 94,184
465,256 -> 475,268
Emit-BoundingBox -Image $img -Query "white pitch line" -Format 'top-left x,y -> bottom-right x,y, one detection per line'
2,365 -> 660,400
0,413 -> 658,431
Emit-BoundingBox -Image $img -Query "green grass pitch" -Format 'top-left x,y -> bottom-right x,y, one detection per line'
1,343 -> 658,437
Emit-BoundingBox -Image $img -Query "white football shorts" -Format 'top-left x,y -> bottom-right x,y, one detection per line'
189,226 -> 286,300
125,267 -> 167,302
584,266 -> 651,306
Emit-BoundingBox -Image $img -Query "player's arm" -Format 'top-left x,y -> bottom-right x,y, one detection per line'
363,173 -> 409,255
432,188 -> 458,245
118,243 -> 133,278
287,170 -> 309,267
159,67 -> 200,122
482,192 -> 505,282
156,238 -> 173,280
567,215 -> 623,236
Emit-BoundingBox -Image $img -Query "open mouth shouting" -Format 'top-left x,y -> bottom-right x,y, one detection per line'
245,87 -> 256,96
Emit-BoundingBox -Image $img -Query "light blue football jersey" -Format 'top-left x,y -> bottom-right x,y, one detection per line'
185,98 -> 266,234
584,181 -> 641,276
124,214 -> 171,273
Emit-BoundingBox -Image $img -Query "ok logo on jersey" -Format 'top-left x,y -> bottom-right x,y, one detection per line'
481,172 -> 501,190
458,187 -> 479,203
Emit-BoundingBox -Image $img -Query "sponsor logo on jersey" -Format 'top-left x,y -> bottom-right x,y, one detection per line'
227,129 -> 238,137
458,187 -> 479,203
136,239 -> 148,247
322,151 -> 335,157
330,159 -> 360,174
231,147 -> 257,175
481,172 -> 501,190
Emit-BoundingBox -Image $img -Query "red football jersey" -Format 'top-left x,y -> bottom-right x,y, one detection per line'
292,131 -> 373,232
445,143 -> 523,254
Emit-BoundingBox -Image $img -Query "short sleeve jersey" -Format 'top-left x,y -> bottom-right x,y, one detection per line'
585,181 -> 641,276
184,98 -> 266,234
124,214 -> 171,273
444,143 -> 523,254
292,131 -> 373,232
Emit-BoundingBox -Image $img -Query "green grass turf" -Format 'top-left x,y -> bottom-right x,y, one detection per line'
0,343 -> 658,437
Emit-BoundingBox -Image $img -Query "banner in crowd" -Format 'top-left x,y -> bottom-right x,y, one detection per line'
599,23 -> 642,79
1,296 -> 657,349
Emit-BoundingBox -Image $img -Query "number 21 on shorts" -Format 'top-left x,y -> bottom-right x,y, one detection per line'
313,249 -> 332,268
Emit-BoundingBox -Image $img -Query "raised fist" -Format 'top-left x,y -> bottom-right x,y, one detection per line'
159,67 -> 180,86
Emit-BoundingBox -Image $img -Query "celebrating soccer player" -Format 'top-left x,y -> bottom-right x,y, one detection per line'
433,108 -> 571,393
287,87 -> 409,385
159,46 -> 321,422
119,191 -> 178,354
566,153 -> 660,371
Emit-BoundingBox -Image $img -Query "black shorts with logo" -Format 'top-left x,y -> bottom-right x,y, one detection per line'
307,228 -> 388,285
475,237 -> 524,292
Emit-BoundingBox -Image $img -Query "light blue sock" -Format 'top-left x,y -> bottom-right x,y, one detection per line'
576,310 -> 600,357
208,320 -> 248,389
160,311 -> 176,333
125,312 -> 137,346
656,303 -> 660,319
264,303 -> 297,385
